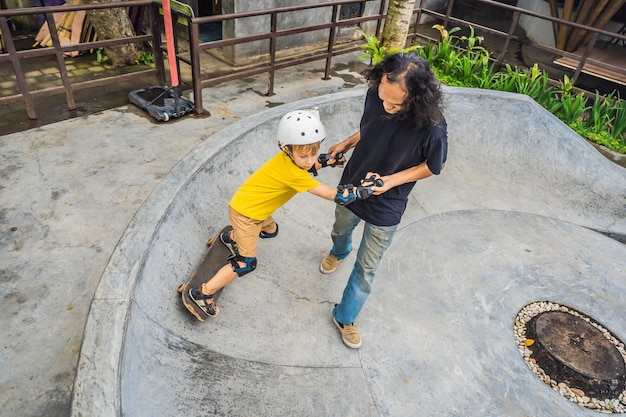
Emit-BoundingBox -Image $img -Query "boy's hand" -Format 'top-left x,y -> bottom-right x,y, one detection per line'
334,184 -> 356,205
318,152 -> 345,168
334,178 -> 383,205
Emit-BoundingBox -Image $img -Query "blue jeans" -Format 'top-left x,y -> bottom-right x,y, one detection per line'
330,205 -> 398,325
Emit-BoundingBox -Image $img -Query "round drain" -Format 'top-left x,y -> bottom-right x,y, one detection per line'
514,301 -> 626,413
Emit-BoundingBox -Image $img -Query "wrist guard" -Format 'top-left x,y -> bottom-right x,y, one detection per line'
356,176 -> 384,199
334,184 -> 356,206
318,152 -> 344,168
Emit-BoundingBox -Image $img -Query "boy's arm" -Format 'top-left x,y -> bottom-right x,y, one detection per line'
307,183 -> 339,201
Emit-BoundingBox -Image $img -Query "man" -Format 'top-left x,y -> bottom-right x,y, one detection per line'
320,53 -> 448,349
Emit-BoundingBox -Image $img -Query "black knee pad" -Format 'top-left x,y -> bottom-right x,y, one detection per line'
229,255 -> 257,277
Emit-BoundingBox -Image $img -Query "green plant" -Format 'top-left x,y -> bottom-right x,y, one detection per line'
418,24 -> 625,154
514,64 -> 540,96
417,42 -> 437,63
490,64 -> 518,92
453,53 -> 477,83
571,120 -> 626,154
610,97 -> 626,144
585,91 -> 614,134
557,92 -> 588,125
429,25 -> 492,86
529,72 -> 559,112
471,63 -> 498,89
358,30 -> 421,65
431,24 -> 461,67
556,74 -> 575,96
459,26 -> 484,53
135,51 -> 155,65
96,48 -> 109,65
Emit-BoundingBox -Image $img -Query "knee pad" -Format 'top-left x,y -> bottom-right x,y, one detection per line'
229,255 -> 257,277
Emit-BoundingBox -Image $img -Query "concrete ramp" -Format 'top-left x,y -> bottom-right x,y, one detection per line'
71,88 -> 626,417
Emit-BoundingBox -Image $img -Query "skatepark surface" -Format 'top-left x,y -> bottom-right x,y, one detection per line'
1,58 -> 626,417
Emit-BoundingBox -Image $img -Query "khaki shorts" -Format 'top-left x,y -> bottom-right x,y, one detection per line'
228,205 -> 277,258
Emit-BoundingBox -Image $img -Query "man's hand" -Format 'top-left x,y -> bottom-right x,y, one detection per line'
355,174 -> 384,199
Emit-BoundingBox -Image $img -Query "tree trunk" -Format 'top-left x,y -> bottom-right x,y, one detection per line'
380,0 -> 415,50
84,0 -> 143,66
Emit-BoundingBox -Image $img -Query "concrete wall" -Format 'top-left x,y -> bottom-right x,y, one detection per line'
213,0 -> 448,67
177,0 -> 451,67
216,0 -> 379,66
517,0 -> 555,47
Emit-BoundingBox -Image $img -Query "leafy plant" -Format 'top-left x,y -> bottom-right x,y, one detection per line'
556,74 -> 575,97
135,51 -> 155,66
557,92 -> 588,125
430,24 -> 461,67
358,30 -> 421,65
611,97 -> 626,144
514,64 -> 539,96
459,26 -> 484,53
96,48 -> 110,65
585,91 -> 614,134
529,71 -> 558,110
417,42 -> 437,63
472,63 -> 498,89
381,23 -> 625,154
490,64 -> 518,92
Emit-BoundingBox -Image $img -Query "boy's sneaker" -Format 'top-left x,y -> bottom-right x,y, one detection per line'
189,288 -> 220,317
320,253 -> 340,274
219,231 -> 238,256
332,316 -> 361,349
259,223 -> 279,239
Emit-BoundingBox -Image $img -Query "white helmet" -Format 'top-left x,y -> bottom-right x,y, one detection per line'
277,108 -> 326,148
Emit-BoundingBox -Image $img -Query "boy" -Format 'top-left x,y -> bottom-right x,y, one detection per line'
187,108 -> 368,319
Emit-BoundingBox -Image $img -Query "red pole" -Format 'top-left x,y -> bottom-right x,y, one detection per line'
161,0 -> 179,87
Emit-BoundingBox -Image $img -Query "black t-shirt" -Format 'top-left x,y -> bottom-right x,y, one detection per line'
341,87 -> 448,226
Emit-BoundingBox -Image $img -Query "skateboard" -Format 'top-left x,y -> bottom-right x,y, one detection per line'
178,225 -> 234,322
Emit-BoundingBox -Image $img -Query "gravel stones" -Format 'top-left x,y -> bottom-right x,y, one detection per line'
514,301 -> 626,414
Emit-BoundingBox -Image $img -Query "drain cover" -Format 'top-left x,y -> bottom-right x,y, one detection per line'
528,311 -> 626,398
514,301 -> 626,413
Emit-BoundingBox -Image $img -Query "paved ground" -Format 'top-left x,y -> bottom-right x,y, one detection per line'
0,53 -> 368,417
70,87 -> 626,417
1,50 -> 626,417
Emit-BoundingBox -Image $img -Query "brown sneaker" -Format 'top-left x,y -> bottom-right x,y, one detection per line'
332,316 -> 361,349
320,253 -> 340,274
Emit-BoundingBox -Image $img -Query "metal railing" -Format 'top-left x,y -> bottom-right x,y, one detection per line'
1,0 -> 625,120
182,0 -> 384,114
176,0 -> 625,113
0,0 -> 163,120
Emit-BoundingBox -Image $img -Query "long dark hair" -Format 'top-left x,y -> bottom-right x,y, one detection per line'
363,53 -> 444,128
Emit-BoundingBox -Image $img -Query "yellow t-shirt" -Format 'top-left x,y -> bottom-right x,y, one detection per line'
229,151 -> 320,220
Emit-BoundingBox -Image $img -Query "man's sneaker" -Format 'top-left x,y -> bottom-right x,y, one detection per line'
219,231 -> 238,256
320,253 -> 340,274
332,316 -> 361,349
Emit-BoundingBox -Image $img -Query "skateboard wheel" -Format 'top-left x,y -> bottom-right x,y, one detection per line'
177,283 -> 184,294
207,237 -> 216,246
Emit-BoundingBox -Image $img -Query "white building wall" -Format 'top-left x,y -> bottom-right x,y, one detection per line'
517,0 -> 555,47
